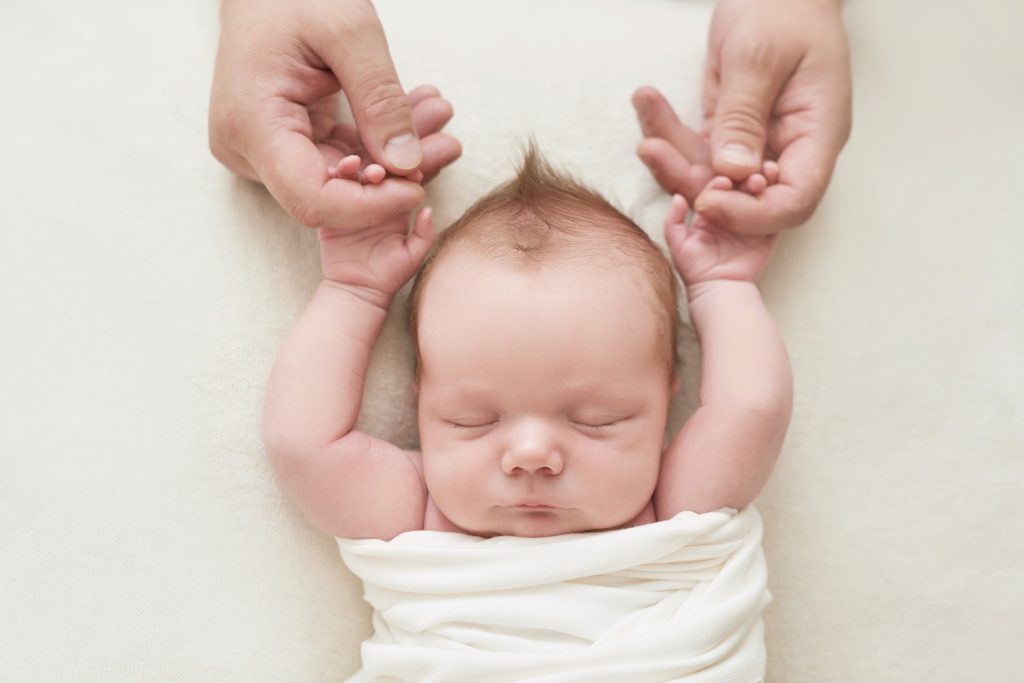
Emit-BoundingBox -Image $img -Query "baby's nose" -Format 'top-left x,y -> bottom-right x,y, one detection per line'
501,421 -> 564,476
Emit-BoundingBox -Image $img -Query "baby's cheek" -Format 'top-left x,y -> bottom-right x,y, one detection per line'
631,437 -> 665,493
422,449 -> 480,516
593,442 -> 660,500
420,451 -> 450,499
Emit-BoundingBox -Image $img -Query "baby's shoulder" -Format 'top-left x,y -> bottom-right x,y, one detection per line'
633,500 -> 658,526
316,438 -> 428,541
422,495 -> 465,533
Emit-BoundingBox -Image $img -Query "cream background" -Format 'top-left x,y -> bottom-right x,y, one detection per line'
1,0 -> 1021,681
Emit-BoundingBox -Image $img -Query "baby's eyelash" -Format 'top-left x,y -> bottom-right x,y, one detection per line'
572,419 -> 620,429
447,420 -> 498,429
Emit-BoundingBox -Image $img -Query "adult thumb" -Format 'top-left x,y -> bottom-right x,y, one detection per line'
709,48 -> 789,180
315,5 -> 422,174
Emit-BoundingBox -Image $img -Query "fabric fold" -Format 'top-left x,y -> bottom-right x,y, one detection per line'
338,506 -> 769,682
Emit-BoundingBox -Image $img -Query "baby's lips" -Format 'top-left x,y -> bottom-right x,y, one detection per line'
509,498 -> 561,510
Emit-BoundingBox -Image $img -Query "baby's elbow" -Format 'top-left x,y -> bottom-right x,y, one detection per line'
261,417 -> 323,479
261,417 -> 294,467
737,389 -> 792,432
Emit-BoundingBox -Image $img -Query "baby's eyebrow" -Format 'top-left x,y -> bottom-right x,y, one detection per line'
423,385 -> 494,404
560,382 -> 647,401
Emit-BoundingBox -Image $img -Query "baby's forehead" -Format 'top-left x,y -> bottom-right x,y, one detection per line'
426,237 -> 652,297
415,211 -> 675,341
417,245 -> 665,352
408,201 -> 682,377
448,210 -> 659,274
415,255 -> 671,393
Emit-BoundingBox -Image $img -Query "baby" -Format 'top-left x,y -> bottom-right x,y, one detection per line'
262,143 -> 792,542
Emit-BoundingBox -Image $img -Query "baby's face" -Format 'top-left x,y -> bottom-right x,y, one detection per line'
415,249 -> 673,537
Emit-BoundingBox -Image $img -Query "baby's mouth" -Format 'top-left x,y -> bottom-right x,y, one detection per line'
511,501 -> 559,510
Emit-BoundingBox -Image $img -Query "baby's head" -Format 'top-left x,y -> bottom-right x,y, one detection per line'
408,146 -> 681,537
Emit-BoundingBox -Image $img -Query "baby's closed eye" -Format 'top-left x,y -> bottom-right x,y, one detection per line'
445,417 -> 499,429
569,416 -> 632,431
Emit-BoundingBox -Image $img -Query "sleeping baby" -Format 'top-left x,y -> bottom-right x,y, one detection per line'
262,142 -> 792,681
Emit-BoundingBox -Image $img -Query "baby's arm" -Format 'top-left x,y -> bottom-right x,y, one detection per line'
262,189 -> 434,540
656,189 -> 792,517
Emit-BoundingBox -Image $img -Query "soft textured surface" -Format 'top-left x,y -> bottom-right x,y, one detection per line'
1,0 -> 1022,681
339,508 -> 767,682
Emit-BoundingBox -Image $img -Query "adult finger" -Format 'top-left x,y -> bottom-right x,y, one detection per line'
312,2 -> 422,174
418,133 -> 462,184
709,45 -> 794,181
407,84 -> 441,107
702,56 -> 720,138
252,123 -> 424,230
632,86 -> 709,164
637,137 -> 714,202
695,134 -> 832,233
411,96 -> 454,139
320,94 -> 453,154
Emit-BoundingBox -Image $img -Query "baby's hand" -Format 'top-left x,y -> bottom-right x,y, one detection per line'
318,160 -> 435,301
720,160 -> 780,197
326,154 -> 414,186
663,190 -> 777,286
318,84 -> 459,189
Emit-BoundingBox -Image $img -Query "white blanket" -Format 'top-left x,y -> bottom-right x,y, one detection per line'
337,507 -> 769,682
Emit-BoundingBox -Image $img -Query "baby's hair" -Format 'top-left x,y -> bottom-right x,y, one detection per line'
408,142 -> 681,378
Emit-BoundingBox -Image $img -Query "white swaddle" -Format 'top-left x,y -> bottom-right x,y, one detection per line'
337,506 -> 770,682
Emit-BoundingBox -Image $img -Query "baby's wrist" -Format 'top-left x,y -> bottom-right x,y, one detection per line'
685,279 -> 759,306
320,278 -> 394,313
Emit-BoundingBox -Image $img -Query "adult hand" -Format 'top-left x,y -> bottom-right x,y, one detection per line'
635,0 -> 852,234
209,0 -> 460,231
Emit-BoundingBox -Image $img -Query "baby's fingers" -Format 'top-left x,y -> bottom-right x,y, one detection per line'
407,206 -> 435,264
362,163 -> 387,184
741,173 -> 768,194
664,193 -> 689,228
663,194 -> 690,256
255,130 -> 425,230
328,156 -> 389,185
706,176 -> 733,192
328,154 -> 362,180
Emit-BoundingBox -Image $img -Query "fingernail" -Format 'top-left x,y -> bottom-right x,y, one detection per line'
384,133 -> 422,170
719,144 -> 757,168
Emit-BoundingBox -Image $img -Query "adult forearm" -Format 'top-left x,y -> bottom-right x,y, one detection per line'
262,280 -> 390,460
